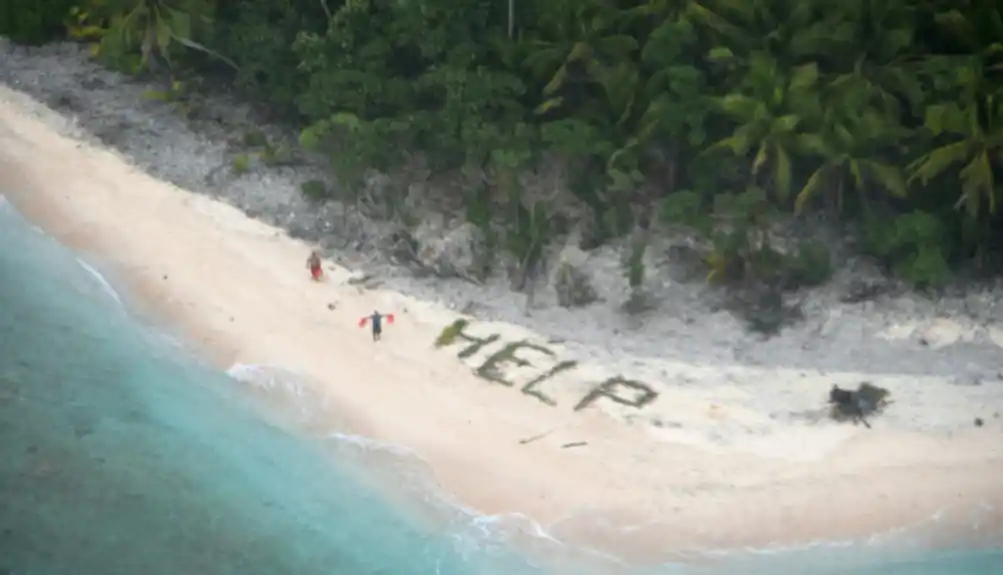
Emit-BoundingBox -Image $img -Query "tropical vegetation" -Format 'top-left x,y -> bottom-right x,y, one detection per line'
4,0 -> 1003,298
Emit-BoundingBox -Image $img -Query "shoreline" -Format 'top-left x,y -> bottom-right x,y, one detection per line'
3,85 -> 1003,565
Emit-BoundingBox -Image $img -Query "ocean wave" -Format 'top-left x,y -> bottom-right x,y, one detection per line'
2,194 -> 123,305
75,257 -> 123,305
0,194 -> 41,234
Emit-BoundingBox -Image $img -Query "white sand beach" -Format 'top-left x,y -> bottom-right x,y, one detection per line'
2,84 -> 1003,564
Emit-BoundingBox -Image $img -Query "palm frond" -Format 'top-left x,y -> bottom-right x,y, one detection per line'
908,141 -> 972,184
861,159 -> 908,198
751,141 -> 768,174
773,144 -> 792,198
958,151 -> 995,215
703,132 -> 750,156
772,114 -> 802,134
716,94 -> 760,121
795,163 -> 831,214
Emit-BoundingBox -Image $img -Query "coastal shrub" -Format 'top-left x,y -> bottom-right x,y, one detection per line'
230,153 -> 250,175
141,79 -> 197,116
702,188 -> 778,286
242,129 -> 267,147
0,0 -> 77,44
299,180 -> 329,202
504,197 -> 553,290
786,240 -> 833,289
861,211 -> 951,290
554,262 -> 598,308
260,143 -> 296,167
625,235 -> 647,291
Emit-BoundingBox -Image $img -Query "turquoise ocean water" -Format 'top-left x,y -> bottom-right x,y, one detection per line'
1,195 -> 1001,574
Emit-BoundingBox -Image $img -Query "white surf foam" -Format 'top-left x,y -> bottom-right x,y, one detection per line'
0,194 -> 43,234
75,257 -> 123,305
226,362 -> 309,393
3,194 -> 123,305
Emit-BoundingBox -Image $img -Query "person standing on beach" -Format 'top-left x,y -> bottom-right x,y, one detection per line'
306,250 -> 323,281
358,310 -> 394,342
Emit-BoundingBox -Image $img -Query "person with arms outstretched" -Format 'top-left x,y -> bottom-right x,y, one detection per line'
358,310 -> 394,342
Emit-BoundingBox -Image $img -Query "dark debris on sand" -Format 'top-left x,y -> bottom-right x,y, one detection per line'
828,382 -> 891,429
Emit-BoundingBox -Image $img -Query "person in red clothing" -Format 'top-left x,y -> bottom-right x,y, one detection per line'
306,250 -> 323,281
358,311 -> 394,342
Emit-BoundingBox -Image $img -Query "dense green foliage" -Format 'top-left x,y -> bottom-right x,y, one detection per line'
0,0 -> 78,44
8,0 -> 1003,291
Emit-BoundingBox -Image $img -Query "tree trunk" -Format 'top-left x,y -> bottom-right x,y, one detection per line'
508,0 -> 514,39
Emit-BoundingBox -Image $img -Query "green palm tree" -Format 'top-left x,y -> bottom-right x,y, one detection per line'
908,1 -> 1003,218
629,0 -> 714,143
826,0 -> 923,118
930,0 -> 1003,74
692,0 -> 838,71
703,54 -> 820,201
796,104 -> 907,214
908,87 -> 1003,217
98,0 -> 235,70
522,0 -> 639,116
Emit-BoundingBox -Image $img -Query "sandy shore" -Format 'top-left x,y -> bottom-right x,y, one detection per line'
2,85 -> 1003,564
